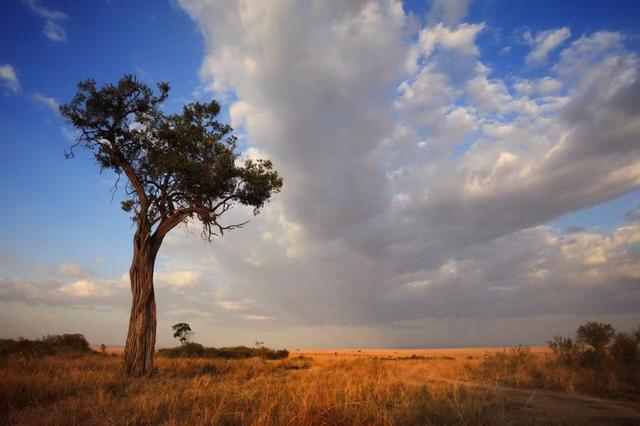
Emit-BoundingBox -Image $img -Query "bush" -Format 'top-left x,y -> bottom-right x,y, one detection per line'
41,334 -> 91,352
577,348 -> 606,368
158,344 -> 288,360
610,332 -> 638,365
476,345 -> 541,387
576,322 -> 614,352
547,336 -> 581,366
0,334 -> 92,359
157,342 -> 204,358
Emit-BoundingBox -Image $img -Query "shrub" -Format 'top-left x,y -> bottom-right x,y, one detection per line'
157,344 -> 288,360
476,345 -> 540,386
610,332 -> 638,365
42,334 -> 91,352
547,336 -> 581,365
0,334 -> 92,359
576,322 -> 614,352
157,343 -> 205,358
577,348 -> 606,368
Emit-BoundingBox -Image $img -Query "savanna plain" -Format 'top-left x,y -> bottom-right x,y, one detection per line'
2,323 -> 640,426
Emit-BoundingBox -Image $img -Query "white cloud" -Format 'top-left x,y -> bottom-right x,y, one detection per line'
58,280 -> 110,298
513,77 -> 563,96
0,64 -> 20,94
417,22 -> 485,59
156,270 -> 201,288
43,20 -> 67,43
168,2 -> 640,342
525,27 -> 571,65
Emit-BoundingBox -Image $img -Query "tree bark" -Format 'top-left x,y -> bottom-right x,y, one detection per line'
123,231 -> 160,377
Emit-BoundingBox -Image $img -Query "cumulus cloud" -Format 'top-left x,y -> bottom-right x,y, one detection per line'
0,64 -> 20,94
164,0 -> 640,346
22,0 -> 68,43
3,1 -> 639,347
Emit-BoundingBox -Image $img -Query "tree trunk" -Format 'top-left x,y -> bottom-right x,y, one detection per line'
123,232 -> 160,377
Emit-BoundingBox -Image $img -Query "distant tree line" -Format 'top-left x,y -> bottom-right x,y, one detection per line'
157,344 -> 289,360
0,334 -> 92,359
162,323 -> 288,360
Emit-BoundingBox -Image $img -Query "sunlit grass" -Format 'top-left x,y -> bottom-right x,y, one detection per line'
0,351 -> 557,425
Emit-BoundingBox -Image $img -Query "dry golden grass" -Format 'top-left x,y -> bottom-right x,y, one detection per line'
0,351 -> 558,426
1,347 -> 638,425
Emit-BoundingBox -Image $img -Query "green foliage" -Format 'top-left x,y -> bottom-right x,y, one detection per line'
59,74 -> 282,241
172,323 -> 193,345
576,321 -> 614,352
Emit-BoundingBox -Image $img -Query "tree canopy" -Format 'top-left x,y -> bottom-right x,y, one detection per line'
172,323 -> 193,345
60,74 -> 282,243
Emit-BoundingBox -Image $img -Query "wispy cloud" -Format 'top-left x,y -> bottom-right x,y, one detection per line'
32,93 -> 59,113
0,64 -> 20,94
524,27 -> 571,64
57,263 -> 91,278
22,0 -> 69,43
244,315 -> 274,321
427,0 -> 472,27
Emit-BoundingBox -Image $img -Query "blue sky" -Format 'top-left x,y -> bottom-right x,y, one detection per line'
1,1 -> 202,275
1,0 -> 639,348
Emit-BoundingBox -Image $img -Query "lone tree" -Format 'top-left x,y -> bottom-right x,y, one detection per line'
172,323 -> 193,345
60,75 -> 282,376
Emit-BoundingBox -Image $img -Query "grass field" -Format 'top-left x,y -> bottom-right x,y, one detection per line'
1,346 -> 639,425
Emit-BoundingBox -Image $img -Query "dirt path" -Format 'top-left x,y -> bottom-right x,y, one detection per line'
427,377 -> 640,425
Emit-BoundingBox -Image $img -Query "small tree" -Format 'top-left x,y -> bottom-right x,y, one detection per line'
576,321 -> 615,352
60,75 -> 282,376
172,323 -> 193,345
100,343 -> 107,354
